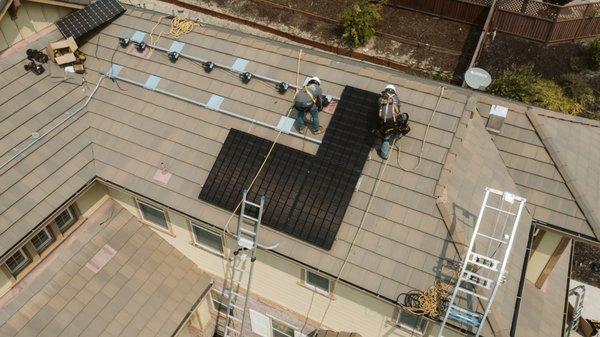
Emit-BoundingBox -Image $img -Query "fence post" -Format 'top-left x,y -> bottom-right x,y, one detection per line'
573,4 -> 592,41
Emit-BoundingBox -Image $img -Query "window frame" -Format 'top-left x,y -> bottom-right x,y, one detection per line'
190,221 -> 224,254
303,269 -> 331,295
5,248 -> 31,276
209,289 -> 233,315
136,199 -> 170,230
395,308 -> 428,335
55,207 -> 76,233
31,227 -> 55,253
268,315 -> 297,337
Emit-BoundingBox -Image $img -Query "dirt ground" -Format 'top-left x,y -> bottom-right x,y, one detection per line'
476,32 -> 587,80
199,0 -> 481,82
572,241 -> 600,288
477,32 -> 600,118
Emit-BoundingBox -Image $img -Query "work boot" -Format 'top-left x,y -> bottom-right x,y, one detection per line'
297,125 -> 306,133
310,126 -> 324,135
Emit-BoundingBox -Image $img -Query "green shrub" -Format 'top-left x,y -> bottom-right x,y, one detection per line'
531,79 -> 585,115
559,73 -> 596,107
486,65 -> 537,103
340,0 -> 383,48
589,37 -> 600,70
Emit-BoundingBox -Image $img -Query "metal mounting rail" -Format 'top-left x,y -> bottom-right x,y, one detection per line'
149,43 -> 342,101
0,74 -> 106,173
103,71 -> 322,145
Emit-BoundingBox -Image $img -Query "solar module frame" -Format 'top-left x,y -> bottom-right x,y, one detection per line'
56,0 -> 126,40
199,86 -> 379,250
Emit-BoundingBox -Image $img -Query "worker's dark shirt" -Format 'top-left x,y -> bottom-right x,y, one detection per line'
294,83 -> 323,111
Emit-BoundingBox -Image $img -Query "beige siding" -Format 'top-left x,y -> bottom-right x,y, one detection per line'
101,184 -> 467,337
526,230 -> 563,283
0,1 -> 72,51
74,182 -> 109,217
0,268 -> 12,297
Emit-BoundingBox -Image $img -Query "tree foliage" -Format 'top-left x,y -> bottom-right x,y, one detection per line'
340,0 -> 383,48
486,65 -> 537,102
531,79 -> 585,115
589,37 -> 600,70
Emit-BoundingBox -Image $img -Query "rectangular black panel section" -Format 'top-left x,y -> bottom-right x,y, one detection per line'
199,86 -> 378,249
56,0 -> 126,40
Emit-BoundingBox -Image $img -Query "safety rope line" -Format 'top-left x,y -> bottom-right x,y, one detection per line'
396,86 -> 446,171
314,152 -> 391,331
149,15 -> 200,46
218,49 -> 303,259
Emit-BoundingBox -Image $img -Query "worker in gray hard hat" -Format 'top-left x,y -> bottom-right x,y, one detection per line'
375,84 -> 410,159
294,76 -> 325,135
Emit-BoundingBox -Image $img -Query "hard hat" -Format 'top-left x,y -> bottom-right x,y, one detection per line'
383,84 -> 396,93
303,76 -> 321,86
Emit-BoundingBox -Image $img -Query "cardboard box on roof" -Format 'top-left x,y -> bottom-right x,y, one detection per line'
46,37 -> 78,65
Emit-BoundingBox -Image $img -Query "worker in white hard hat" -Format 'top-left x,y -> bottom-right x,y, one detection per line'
375,84 -> 410,159
293,76 -> 325,135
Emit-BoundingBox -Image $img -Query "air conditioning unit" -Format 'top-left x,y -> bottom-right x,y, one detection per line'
486,105 -> 508,134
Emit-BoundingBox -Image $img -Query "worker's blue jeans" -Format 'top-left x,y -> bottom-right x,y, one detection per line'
380,134 -> 395,159
295,105 -> 320,132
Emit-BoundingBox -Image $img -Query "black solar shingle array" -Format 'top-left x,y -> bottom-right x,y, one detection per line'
199,86 -> 379,249
56,0 -> 126,40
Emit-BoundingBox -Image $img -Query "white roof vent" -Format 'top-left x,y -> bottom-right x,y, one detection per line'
486,105 -> 508,135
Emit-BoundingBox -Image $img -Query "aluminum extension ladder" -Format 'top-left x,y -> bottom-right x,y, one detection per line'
438,187 -> 526,337
565,285 -> 586,337
222,190 -> 266,337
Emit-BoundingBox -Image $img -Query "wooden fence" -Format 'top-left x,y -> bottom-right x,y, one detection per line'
386,0 -> 600,44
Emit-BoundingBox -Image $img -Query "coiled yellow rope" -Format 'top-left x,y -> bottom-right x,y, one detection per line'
150,16 -> 200,46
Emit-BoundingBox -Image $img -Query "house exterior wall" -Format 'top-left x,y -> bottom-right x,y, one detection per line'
104,183 -> 468,337
526,230 -> 563,283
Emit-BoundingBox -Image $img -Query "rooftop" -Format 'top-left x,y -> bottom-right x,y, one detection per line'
1,4 -> 599,336
0,200 -> 212,336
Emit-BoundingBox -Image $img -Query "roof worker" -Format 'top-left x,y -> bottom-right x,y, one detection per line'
294,76 -> 325,135
375,84 -> 410,159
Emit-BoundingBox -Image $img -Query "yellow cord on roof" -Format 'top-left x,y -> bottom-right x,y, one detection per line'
149,16 -> 200,46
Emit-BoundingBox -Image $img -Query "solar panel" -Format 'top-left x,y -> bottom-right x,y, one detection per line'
56,0 -> 126,40
199,86 -> 378,250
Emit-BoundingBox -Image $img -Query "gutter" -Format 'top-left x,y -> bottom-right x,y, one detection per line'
509,222 -> 536,336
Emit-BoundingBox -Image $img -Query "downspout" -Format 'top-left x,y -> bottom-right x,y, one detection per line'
509,221 -> 536,336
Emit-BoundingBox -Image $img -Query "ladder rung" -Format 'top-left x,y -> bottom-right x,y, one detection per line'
242,214 -> 260,222
225,326 -> 240,335
468,252 -> 500,272
485,205 -> 516,216
240,228 -> 256,236
457,286 -> 489,301
448,305 -> 483,327
243,200 -> 261,208
226,315 -> 242,323
229,291 -> 246,299
477,232 -> 508,244
461,271 -> 494,290
234,266 -> 247,273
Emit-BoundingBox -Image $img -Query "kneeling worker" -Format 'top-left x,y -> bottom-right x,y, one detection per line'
294,76 -> 325,135
375,84 -> 410,159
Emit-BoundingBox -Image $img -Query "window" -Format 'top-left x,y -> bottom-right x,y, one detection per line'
210,289 -> 233,315
5,249 -> 30,276
304,270 -> 330,294
270,316 -> 296,337
191,222 -> 223,253
31,227 -> 55,253
137,200 -> 168,229
396,309 -> 428,334
55,207 -> 75,233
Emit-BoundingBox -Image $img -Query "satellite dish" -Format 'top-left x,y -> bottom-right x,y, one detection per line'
465,68 -> 492,90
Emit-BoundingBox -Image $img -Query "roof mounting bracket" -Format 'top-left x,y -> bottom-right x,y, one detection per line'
144,75 -> 161,91
206,95 -> 224,110
107,64 -> 123,79
231,58 -> 249,72
130,31 -> 146,44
